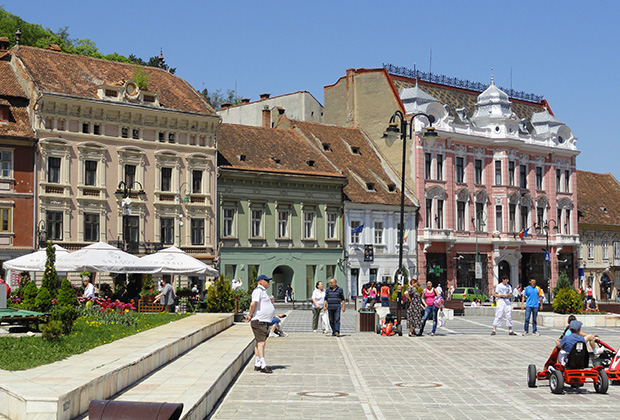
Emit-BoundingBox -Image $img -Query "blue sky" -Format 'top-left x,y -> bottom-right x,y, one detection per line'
4,0 -> 619,181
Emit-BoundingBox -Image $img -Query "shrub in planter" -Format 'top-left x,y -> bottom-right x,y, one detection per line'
56,279 -> 78,307
41,320 -> 63,341
206,275 -> 234,312
34,287 -> 53,312
41,241 -> 60,298
22,281 -> 39,309
552,288 -> 583,314
51,305 -> 79,334
232,288 -> 251,312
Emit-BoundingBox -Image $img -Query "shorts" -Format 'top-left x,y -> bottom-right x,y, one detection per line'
251,320 -> 270,343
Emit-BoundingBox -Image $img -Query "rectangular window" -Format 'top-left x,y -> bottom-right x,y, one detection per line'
0,151 -> 11,178
350,220 -> 361,244
565,209 -> 571,234
508,161 -> 516,186
327,213 -> 337,239
537,207 -> 544,230
509,204 -> 516,232
278,210 -> 289,238
223,208 -> 234,237
565,170 -> 570,192
519,164 -> 527,188
251,209 -> 262,238
48,157 -> 61,183
436,200 -> 444,229
84,213 -> 99,242
121,127 -> 129,138
123,215 -> 139,244
374,221 -> 384,245
425,199 -> 432,228
304,212 -> 314,239
132,129 -> 140,139
603,242 -> 609,260
85,160 -> 97,186
0,208 -> 11,232
436,154 -> 443,180
475,202 -> 484,231
424,153 -> 432,180
495,160 -> 502,185
536,166 -> 543,190
557,209 -> 563,234
587,241 -> 594,260
161,217 -> 174,245
192,170 -> 203,194
495,205 -> 503,232
456,157 -> 464,183
614,242 -> 620,261
457,201 -> 465,231
93,124 -> 101,135
520,206 -> 529,231
47,211 -> 63,240
161,167 -> 172,191
82,123 -> 89,134
124,164 -> 136,186
556,169 -> 562,192
474,159 -> 483,184
191,218 -> 205,245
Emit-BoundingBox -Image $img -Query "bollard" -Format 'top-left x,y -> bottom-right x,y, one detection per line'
88,400 -> 183,420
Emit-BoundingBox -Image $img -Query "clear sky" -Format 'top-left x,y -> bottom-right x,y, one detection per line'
3,0 -> 619,181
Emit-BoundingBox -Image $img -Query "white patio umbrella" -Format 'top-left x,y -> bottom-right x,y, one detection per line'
3,244 -> 75,272
140,246 -> 218,276
56,242 -> 162,273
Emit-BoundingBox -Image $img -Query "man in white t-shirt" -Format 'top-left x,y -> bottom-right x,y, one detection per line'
491,276 -> 517,336
246,274 -> 275,373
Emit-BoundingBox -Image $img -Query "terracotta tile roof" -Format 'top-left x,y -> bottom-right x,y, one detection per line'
390,76 -> 546,121
291,121 -> 415,206
217,123 -> 344,179
13,46 -> 215,115
0,61 -> 35,139
0,61 -> 27,99
577,170 -> 620,227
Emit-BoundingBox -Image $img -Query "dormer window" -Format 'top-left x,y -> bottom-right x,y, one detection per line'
307,160 -> 315,167
351,146 -> 361,155
387,184 -> 396,193
322,143 -> 331,152
105,89 -> 118,98
238,155 -> 246,162
272,158 -> 281,164
366,182 -> 376,191
144,95 -> 156,103
0,105 -> 9,122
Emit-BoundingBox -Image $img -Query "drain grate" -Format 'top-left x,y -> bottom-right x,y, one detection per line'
394,382 -> 443,388
297,391 -> 349,398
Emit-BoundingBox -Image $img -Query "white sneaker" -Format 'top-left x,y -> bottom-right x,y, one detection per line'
522,332 -> 529,336
268,332 -> 278,338
533,332 -> 540,336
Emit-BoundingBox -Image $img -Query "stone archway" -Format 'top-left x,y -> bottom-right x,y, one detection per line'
498,261 -> 511,283
272,265 -> 294,300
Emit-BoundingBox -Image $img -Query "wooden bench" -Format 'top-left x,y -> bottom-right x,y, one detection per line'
443,299 -> 465,316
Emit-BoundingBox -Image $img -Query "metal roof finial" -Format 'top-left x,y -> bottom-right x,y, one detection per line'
490,67 -> 494,85
158,48 -> 164,69
15,25 -> 22,45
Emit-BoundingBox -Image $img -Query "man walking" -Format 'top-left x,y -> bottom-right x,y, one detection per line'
246,274 -> 275,373
491,276 -> 517,336
323,278 -> 345,337
521,278 -> 543,336
153,277 -> 175,312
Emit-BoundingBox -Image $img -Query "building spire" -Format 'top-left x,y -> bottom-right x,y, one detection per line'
15,25 -> 22,45
158,48 -> 164,69
490,67 -> 494,85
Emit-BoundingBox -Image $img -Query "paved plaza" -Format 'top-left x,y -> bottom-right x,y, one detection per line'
210,310 -> 620,420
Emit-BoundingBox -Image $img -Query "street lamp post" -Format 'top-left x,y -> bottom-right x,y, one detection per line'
472,210 -> 487,290
383,110 -> 437,323
536,219 -> 558,287
114,181 -> 146,252
177,182 -> 190,290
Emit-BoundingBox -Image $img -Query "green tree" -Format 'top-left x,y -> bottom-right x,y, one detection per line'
552,288 -> 583,314
553,272 -> 573,296
41,241 -> 59,297
206,275 -> 234,312
34,287 -> 52,312
56,279 -> 78,307
22,281 -> 38,309
248,266 -> 258,293
200,88 -> 242,109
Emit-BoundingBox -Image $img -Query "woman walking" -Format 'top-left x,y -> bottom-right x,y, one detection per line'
405,279 -> 424,337
419,280 -> 439,336
367,282 -> 378,308
311,281 -> 326,333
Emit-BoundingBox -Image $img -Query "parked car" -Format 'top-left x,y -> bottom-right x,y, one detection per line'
452,287 -> 489,302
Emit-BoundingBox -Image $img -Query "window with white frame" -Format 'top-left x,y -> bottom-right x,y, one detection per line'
614,241 -> 620,261
565,209 -> 571,234
603,241 -> 609,260
509,204 -> 516,232
124,164 -> 136,186
303,211 -> 315,239
425,199 -> 432,228
520,205 -> 529,231
565,170 -> 570,192
277,210 -> 289,238
0,207 -> 11,232
456,157 -> 465,183
556,169 -> 562,192
535,166 -> 543,190
83,213 -> 99,242
537,207 -> 545,230
475,202 -> 485,231
374,221 -> 383,245
436,154 -> 443,181
222,208 -> 235,237
191,218 -> 205,245
557,208 -> 563,234
48,157 -> 61,183
587,241 -> 594,260
350,220 -> 361,244
160,167 -> 172,192
424,153 -> 431,180
474,159 -> 483,184
519,164 -> 528,189
436,200 -> 444,229
495,205 -> 503,232
46,210 -> 63,240
192,170 -> 203,194
161,217 -> 174,245
0,151 -> 12,179
251,209 -> 263,238
508,161 -> 516,186
327,212 -> 338,239
495,160 -> 502,185
457,201 -> 466,231
84,160 -> 97,186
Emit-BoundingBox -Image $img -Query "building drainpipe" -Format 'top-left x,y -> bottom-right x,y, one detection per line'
32,138 -> 38,250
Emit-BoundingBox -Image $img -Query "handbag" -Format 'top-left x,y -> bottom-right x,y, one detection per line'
437,310 -> 446,328
321,310 -> 331,332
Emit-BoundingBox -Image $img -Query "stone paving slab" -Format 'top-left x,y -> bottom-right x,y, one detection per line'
211,315 -> 620,420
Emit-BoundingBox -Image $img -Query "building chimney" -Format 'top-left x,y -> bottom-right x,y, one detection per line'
241,98 -> 251,104
259,93 -> 270,101
262,106 -> 271,128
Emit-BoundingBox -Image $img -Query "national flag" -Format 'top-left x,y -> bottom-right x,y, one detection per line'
403,229 -> 410,243
519,227 -> 530,238
351,224 -> 364,234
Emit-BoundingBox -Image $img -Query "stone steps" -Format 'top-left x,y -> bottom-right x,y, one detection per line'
105,323 -> 254,420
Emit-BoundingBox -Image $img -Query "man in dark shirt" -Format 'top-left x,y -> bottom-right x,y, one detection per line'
323,278 -> 345,337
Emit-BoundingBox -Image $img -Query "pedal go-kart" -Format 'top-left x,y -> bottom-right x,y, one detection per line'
375,313 -> 402,336
591,339 -> 620,382
527,341 -> 609,394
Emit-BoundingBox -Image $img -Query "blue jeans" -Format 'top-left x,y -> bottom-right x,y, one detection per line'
362,297 -> 368,308
420,306 -> 437,335
328,307 -> 341,334
381,297 -> 389,307
524,306 -> 538,333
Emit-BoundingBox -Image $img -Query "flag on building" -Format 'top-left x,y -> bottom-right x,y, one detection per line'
351,224 -> 364,234
519,227 -> 530,238
403,229 -> 410,243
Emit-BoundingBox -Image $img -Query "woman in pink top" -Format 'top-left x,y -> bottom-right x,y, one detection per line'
367,283 -> 378,308
419,281 -> 439,336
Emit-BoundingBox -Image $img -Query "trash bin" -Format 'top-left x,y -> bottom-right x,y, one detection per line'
88,400 -> 183,420
357,309 -> 378,332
